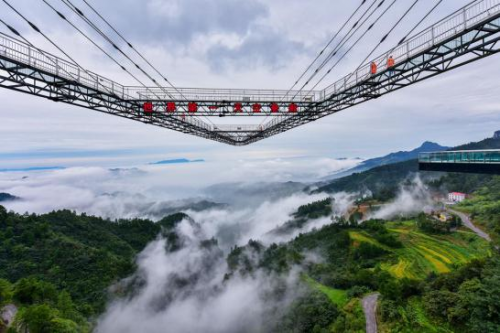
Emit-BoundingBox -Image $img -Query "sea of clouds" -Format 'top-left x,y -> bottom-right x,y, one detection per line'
0,157 -> 437,333
0,156 -> 360,218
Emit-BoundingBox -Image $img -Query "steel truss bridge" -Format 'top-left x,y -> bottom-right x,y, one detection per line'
1,0 -> 500,145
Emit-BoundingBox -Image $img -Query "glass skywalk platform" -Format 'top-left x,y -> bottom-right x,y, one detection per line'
419,150 -> 500,174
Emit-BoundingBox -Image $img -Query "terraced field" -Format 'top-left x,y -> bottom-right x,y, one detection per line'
351,222 -> 491,280
349,231 -> 390,250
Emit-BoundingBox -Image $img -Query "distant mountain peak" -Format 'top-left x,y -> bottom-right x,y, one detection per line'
418,141 -> 447,151
322,141 -> 449,180
150,158 -> 205,165
0,193 -> 20,202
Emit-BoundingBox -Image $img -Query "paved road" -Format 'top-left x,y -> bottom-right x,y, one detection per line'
362,293 -> 379,333
447,208 -> 491,242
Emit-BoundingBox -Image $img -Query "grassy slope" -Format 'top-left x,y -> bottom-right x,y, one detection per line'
305,275 -> 348,307
304,275 -> 365,333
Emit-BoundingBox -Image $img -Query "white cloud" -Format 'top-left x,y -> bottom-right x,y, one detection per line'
368,176 -> 435,220
0,156 -> 359,217
95,219 -> 301,333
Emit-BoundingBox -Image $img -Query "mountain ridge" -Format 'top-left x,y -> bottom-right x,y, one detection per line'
315,136 -> 500,200
323,141 -> 449,180
150,158 -> 205,165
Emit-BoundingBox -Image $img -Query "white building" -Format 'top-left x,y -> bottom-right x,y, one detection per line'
448,192 -> 467,203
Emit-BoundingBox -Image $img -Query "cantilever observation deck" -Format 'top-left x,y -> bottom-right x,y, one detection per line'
419,150 -> 500,174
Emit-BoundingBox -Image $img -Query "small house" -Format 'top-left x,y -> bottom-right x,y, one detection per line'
448,192 -> 467,203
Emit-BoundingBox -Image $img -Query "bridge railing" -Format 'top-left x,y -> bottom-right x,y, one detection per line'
0,33 -> 129,98
0,33 -> 320,105
0,34 -> 218,130
322,0 -> 500,99
212,124 -> 262,132
126,87 -> 320,103
419,150 -> 500,164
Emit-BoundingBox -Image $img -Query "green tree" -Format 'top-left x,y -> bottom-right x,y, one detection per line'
14,304 -> 57,333
278,291 -> 339,333
13,278 -> 57,305
14,304 -> 80,333
49,318 -> 79,333
0,205 -> 7,222
0,279 -> 12,305
56,291 -> 79,322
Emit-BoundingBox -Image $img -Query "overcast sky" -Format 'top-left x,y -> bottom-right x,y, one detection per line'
0,0 -> 499,169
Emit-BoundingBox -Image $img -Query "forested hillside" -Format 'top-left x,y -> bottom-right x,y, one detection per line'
0,208 -> 185,332
316,136 -> 500,200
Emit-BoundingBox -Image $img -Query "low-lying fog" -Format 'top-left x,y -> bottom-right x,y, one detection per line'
0,157 -> 360,217
0,159 -> 435,333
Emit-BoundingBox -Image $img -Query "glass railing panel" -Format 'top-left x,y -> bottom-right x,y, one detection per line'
420,151 -> 500,164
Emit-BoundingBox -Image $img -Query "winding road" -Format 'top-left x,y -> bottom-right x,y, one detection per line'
362,293 -> 379,333
447,208 -> 491,242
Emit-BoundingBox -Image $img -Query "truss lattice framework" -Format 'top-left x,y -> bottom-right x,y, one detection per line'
0,0 -> 500,145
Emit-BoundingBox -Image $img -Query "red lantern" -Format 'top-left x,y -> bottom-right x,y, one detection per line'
234,103 -> 242,112
188,102 -> 198,113
166,102 -> 176,113
289,103 -> 298,113
270,103 -> 279,113
252,103 -> 262,113
143,102 -> 153,113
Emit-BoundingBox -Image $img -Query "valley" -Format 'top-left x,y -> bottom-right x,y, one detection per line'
0,136 -> 499,333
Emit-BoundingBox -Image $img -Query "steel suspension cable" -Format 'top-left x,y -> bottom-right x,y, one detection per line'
80,0 -> 184,99
40,0 -> 212,127
334,0 -> 425,91
58,0 -> 173,98
260,0 -> 383,128
4,0 -> 149,100
289,0 -> 388,101
40,0 -> 154,92
1,0 -> 87,75
398,0 -> 444,45
305,0 -> 384,85
3,0 -> 211,130
0,18 -> 83,82
0,19 -> 31,45
281,0 -> 371,101
301,0 -> 399,98
0,2 -> 129,98
259,0 -> 388,128
61,0 -> 215,126
70,0 -> 217,129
